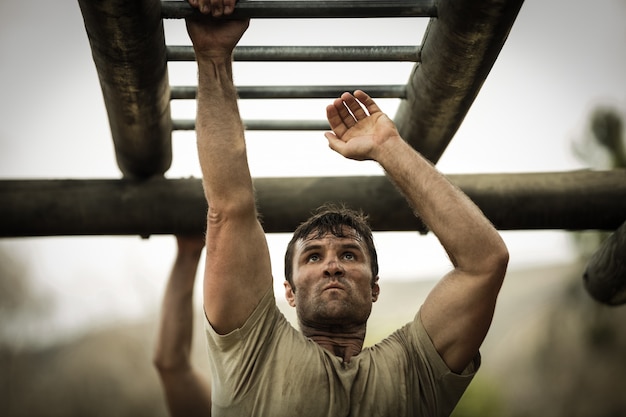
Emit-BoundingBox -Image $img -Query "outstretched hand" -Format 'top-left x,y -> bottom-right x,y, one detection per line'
324,90 -> 401,162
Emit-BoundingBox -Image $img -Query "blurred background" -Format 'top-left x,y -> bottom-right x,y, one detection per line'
1,1 -> 625,416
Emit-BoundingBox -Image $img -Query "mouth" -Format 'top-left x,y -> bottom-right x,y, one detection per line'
322,284 -> 345,292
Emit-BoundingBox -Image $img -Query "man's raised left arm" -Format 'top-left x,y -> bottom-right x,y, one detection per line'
325,90 -> 509,373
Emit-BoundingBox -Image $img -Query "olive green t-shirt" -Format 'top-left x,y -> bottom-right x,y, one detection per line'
205,289 -> 479,417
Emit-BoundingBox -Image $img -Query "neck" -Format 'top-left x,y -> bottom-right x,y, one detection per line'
299,323 -> 366,363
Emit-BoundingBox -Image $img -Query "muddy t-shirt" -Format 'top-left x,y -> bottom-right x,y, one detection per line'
204,288 -> 479,417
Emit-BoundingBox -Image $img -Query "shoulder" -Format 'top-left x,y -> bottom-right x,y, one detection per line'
370,312 -> 480,376
204,288 -> 277,344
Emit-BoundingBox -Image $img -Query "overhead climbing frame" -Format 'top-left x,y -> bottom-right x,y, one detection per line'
2,0 -> 625,240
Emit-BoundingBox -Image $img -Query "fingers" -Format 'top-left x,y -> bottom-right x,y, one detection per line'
326,102 -> 349,139
326,94 -> 360,134
336,96 -> 358,128
188,0 -> 237,17
325,90 -> 380,138
354,90 -> 382,116
343,92 -> 368,121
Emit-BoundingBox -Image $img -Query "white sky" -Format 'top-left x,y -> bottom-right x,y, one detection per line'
0,0 -> 625,344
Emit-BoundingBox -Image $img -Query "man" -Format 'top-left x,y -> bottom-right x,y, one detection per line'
154,236 -> 212,417
187,1 -> 509,415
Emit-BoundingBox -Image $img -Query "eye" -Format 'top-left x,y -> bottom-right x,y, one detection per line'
307,253 -> 321,263
342,252 -> 355,261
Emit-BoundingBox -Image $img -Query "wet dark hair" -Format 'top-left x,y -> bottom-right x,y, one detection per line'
284,203 -> 378,288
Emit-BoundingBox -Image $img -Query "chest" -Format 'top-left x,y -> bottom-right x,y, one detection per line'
247,345 -> 415,417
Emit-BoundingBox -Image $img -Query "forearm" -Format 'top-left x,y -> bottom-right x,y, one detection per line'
154,251 -> 201,371
376,137 -> 508,274
195,55 -> 255,212
379,138 -> 508,372
161,371 -> 212,417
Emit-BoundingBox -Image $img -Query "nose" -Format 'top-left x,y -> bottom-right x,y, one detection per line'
323,257 -> 345,279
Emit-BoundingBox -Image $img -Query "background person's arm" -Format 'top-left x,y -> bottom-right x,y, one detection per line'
154,236 -> 212,417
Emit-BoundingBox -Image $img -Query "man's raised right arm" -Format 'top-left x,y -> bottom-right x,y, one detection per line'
187,2 -> 273,334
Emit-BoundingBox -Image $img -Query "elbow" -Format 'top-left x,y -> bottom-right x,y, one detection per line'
457,236 -> 509,281
488,240 -> 509,282
497,239 -> 510,269
153,358 -> 190,376
153,356 -> 166,373
207,190 -> 258,227
464,237 -> 508,285
153,349 -> 190,375
152,350 -> 169,373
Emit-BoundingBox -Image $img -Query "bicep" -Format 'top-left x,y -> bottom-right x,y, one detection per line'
203,210 -> 274,335
420,268 -> 503,373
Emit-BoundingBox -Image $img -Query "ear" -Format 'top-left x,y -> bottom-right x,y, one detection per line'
284,280 -> 296,307
371,276 -> 380,303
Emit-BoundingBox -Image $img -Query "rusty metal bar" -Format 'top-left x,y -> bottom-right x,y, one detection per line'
1,170 -> 624,237
161,0 -> 438,19
167,45 -> 421,62
394,0 -> 525,163
78,0 -> 172,179
170,84 -> 406,100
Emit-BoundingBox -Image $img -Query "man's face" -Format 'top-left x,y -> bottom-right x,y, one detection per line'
284,227 -> 379,328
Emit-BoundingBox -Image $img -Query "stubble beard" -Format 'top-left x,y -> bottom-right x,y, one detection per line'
297,290 -> 372,328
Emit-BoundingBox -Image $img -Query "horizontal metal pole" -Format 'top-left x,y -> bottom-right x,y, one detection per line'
167,45 -> 421,62
161,0 -> 437,19
172,119 -> 330,131
170,84 -> 406,100
1,170 -> 625,237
